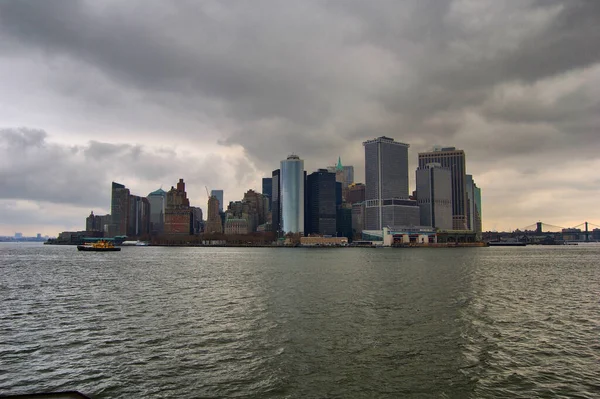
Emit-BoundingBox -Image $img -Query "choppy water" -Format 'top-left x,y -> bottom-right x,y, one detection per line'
1,243 -> 599,398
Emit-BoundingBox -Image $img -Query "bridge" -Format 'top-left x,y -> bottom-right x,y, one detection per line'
517,221 -> 600,242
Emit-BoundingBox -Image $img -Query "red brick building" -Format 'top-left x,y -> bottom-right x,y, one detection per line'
164,179 -> 193,234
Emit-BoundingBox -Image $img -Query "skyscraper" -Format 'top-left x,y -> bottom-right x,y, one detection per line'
306,169 -> 337,236
164,178 -> 193,234
210,189 -> 224,213
262,177 -> 272,210
343,165 -> 354,187
110,182 -> 130,236
280,154 -> 305,234
416,163 -> 453,230
363,136 -> 411,230
147,188 -> 167,234
466,174 -> 482,240
418,147 -> 467,230
205,195 -> 223,234
271,169 -> 281,236
127,195 -> 151,236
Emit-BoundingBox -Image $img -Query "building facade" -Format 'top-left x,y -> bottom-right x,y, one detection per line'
147,188 -> 167,234
86,211 -> 110,233
306,169 -> 337,236
416,163 -> 453,230
280,155 -> 305,234
418,147 -> 468,230
466,174 -> 482,240
262,177 -> 272,211
271,169 -> 281,236
210,189 -> 224,213
224,218 -> 249,235
205,195 -> 223,234
110,182 -> 130,236
127,195 -> 151,236
363,136 -> 410,230
347,183 -> 366,204
164,179 -> 193,234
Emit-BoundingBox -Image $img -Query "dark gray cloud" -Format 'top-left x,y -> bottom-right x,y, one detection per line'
0,0 -> 599,233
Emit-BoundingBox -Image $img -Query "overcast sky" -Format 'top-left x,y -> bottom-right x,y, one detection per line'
1,0 -> 599,236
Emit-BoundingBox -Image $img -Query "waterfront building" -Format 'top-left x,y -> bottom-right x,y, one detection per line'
416,163 -> 453,230
86,211 -> 110,233
262,177 -> 272,210
351,202 -> 365,239
147,188 -> 167,234
204,194 -> 223,234
347,183 -> 366,205
336,204 -> 353,240
271,169 -> 281,236
127,195 -> 151,236
306,169 -> 337,236
110,182 -> 130,236
418,147 -> 468,230
224,218 -> 249,235
363,136 -> 410,230
164,179 -> 193,235
210,189 -> 224,213
280,155 -> 305,234
466,175 -> 483,240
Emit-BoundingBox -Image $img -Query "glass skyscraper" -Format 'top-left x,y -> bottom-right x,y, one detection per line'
306,169 -> 336,236
280,155 -> 305,234
363,136 -> 411,230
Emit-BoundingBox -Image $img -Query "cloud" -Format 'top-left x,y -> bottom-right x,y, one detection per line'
0,128 -> 260,222
0,0 -> 599,233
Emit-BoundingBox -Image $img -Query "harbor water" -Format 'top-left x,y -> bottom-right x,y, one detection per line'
1,243 -> 599,398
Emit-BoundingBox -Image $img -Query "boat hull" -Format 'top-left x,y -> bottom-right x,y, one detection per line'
77,245 -> 121,252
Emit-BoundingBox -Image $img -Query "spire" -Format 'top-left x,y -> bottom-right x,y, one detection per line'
336,156 -> 343,172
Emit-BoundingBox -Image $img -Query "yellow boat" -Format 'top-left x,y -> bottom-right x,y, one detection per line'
77,240 -> 121,252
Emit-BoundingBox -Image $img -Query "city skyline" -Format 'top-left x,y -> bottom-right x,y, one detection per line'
1,1 -> 599,235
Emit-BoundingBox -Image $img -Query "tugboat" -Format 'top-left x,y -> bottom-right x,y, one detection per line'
77,240 -> 121,252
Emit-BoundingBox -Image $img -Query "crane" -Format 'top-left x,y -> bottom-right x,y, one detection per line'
205,186 -> 211,199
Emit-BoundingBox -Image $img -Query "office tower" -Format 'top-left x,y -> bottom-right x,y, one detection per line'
110,182 -> 130,236
205,194 -> 223,234
147,188 -> 167,234
262,177 -> 272,210
466,175 -> 482,240
418,147 -> 467,230
416,163 -> 453,230
280,154 -> 305,234
210,189 -> 224,213
337,205 -> 353,240
363,136 -> 410,230
347,183 -> 366,204
191,206 -> 203,234
127,195 -> 151,236
271,169 -> 281,236
164,178 -> 193,234
343,165 -> 354,186
306,169 -> 337,236
351,202 -> 365,239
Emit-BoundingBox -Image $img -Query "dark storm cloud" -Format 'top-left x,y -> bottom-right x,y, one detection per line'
0,0 -> 599,231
